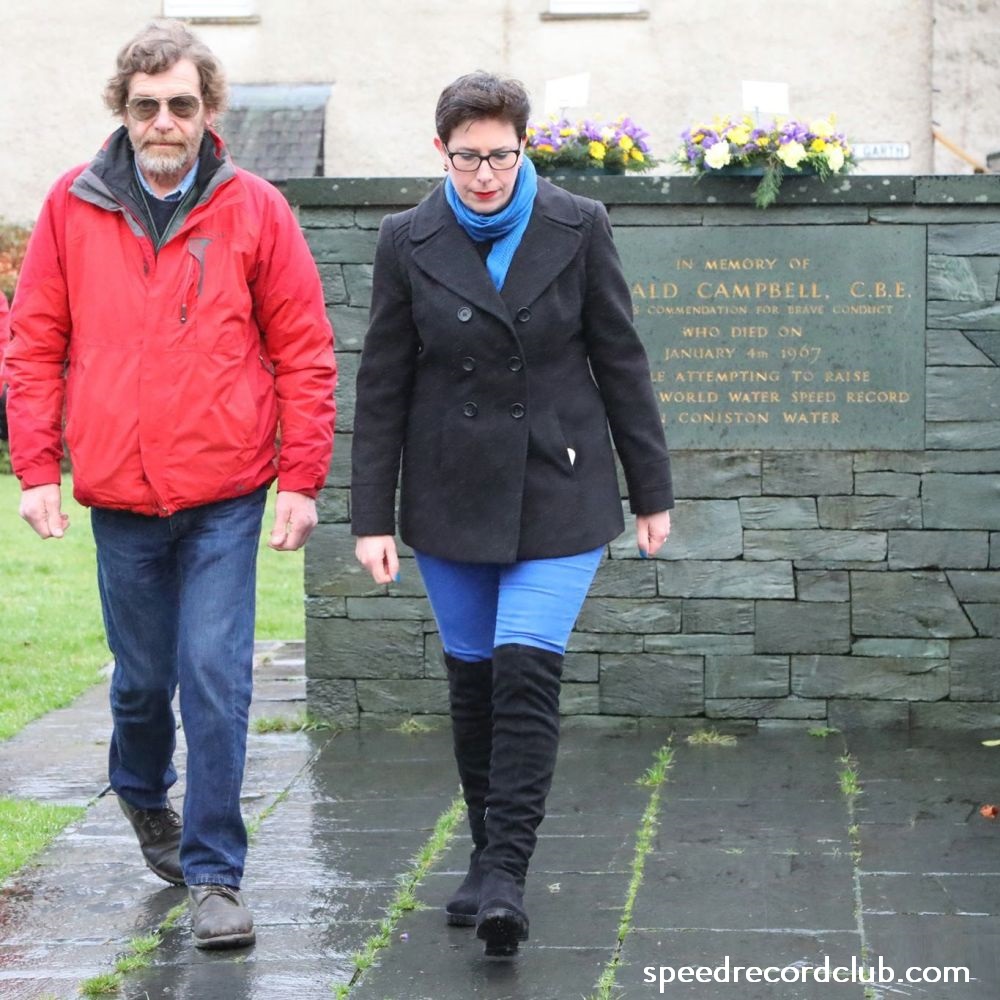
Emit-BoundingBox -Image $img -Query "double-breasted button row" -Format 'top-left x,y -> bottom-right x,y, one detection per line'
461,401 -> 525,419
459,356 -> 523,373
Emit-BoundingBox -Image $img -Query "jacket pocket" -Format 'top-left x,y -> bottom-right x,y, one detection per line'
528,405 -> 575,476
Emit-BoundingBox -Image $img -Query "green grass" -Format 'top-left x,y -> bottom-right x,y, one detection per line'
0,474 -> 306,742
252,711 -> 332,735
686,727 -> 738,747
0,798 -> 85,882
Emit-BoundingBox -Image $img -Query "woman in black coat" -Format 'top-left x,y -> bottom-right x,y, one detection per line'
352,72 -> 673,958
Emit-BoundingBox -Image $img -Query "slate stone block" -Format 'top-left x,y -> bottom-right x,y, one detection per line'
305,677 -> 358,727
950,639 -> 1000,699
316,487 -> 349,523
827,699 -> 910,729
792,655 -> 948,700
910,702 -> 1000,729
610,499 -> 742,560
307,617 -> 423,679
926,367 -> 1000,421
342,263 -> 374,310
305,522 -> 383,597
739,496 -> 818,529
795,570 -> 849,602
818,496 -> 922,530
967,604 -> 1000,636
668,451 -> 761,498
599,654 -> 703,715
706,697 -> 826,719
587,557 -> 657,596
682,599 -> 754,633
927,300 -> 1000,330
967,330 -> 1000,364
761,452 -> 854,496
356,680 -> 448,714
561,683 -> 601,715
644,633 -> 754,655
923,474 -> 1000,529
744,530 -> 886,562
926,329 -> 996,367
994,532 -> 1000,568
852,451 -> 926,474
564,652 -> 599,683
325,432 -> 352,488
926,421 -> 1000,450
658,560 -> 794,598
851,570 -> 976,637
575,597 -> 681,634
928,223 -> 1000,255
610,206 -> 705,226
353,207 -> 393,229
755,601 -> 851,654
304,227 -> 379,263
566,633 -> 644,653
923,450 -> 1000,473
705,655 -> 789,698
888,530 -> 989,569
327,307 -> 369,356
345,597 -> 431,621
317,263 -> 347,305
423,632 -> 444,678
298,207 -> 357,229
851,638 -> 949,657
854,472 -> 921,498
926,255 -> 1000,301
946,570 -> 1000,603
304,596 -> 347,618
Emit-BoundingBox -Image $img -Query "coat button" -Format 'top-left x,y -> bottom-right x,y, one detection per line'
508,356 -> 523,372
510,402 -> 525,419
462,356 -> 476,372
457,306 -> 473,322
463,401 -> 478,417
516,307 -> 531,323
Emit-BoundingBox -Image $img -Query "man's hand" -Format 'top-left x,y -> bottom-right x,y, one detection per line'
268,491 -> 318,551
636,510 -> 671,558
20,483 -> 69,539
355,535 -> 400,584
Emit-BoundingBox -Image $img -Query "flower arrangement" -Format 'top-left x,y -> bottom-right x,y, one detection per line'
675,115 -> 855,208
525,116 -> 657,174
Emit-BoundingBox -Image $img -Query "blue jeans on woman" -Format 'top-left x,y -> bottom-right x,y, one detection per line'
91,487 -> 267,888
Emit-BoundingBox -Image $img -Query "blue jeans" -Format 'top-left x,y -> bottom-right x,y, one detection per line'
414,547 -> 604,660
91,487 -> 267,888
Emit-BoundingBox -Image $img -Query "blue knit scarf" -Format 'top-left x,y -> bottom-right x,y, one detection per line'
444,156 -> 538,291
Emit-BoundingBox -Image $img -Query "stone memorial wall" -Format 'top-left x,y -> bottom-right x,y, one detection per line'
290,173 -> 1000,730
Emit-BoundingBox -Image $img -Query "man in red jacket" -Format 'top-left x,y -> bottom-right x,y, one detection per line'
5,21 -> 336,949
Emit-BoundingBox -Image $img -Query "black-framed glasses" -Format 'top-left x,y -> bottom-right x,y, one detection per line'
444,145 -> 522,172
126,94 -> 203,122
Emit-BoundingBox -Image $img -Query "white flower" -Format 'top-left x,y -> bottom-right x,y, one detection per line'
704,141 -> 733,169
777,140 -> 807,168
825,145 -> 845,171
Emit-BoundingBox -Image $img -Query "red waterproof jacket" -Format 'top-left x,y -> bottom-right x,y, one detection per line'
6,128 -> 336,515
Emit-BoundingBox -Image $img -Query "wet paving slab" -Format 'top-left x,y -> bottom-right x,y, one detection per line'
1,657 -> 999,998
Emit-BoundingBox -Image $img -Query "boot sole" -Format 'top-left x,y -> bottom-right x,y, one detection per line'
146,861 -> 185,886
193,929 -> 256,950
476,908 -> 528,957
445,909 -> 477,927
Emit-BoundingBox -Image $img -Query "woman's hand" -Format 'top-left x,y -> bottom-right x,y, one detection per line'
355,534 -> 400,584
636,511 -> 671,558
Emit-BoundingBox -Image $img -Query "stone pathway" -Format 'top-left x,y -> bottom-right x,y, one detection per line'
1,644 -> 998,998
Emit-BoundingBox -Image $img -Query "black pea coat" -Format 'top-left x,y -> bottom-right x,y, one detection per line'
350,177 -> 673,564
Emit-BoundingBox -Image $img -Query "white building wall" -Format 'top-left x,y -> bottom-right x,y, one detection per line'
1,0 -> 986,225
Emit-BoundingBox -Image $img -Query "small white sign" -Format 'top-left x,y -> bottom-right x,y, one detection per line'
543,73 -> 591,114
852,142 -> 911,160
741,81 -> 789,116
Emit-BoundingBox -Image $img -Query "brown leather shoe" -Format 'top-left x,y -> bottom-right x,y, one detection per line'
189,884 -> 256,950
117,797 -> 184,885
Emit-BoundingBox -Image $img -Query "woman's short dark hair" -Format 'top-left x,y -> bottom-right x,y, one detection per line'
104,20 -> 227,116
435,72 -> 531,143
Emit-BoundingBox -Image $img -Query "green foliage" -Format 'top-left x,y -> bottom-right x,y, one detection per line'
0,798 -> 84,883
0,218 -> 32,301
79,972 -> 121,996
252,712 -> 332,734
686,727 -> 738,747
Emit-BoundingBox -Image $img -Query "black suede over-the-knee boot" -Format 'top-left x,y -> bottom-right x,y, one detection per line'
444,654 -> 493,926
476,642 -> 563,957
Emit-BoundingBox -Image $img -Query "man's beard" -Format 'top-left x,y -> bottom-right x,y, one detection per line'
134,129 -> 203,182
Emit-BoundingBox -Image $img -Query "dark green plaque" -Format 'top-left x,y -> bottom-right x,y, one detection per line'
617,225 -> 926,449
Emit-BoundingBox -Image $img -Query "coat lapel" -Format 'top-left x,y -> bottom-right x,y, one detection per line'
408,178 -> 585,326
500,179 -> 583,313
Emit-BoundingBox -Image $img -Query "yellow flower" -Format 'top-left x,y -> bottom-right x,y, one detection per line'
589,140 -> 607,161
704,141 -> 732,169
536,143 -> 556,153
560,127 -> 575,137
810,138 -> 827,153
727,126 -> 750,146
619,134 -> 634,152
811,118 -> 835,138
631,148 -> 645,162
825,145 -> 845,171
777,140 -> 807,168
